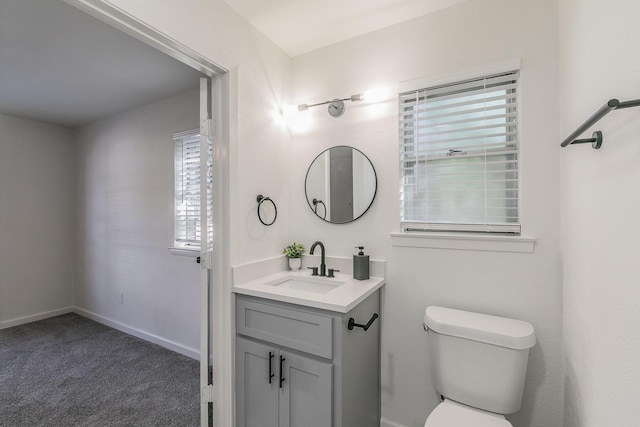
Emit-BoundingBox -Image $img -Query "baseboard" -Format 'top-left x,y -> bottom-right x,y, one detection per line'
72,307 -> 200,360
0,307 -> 74,330
380,417 -> 409,427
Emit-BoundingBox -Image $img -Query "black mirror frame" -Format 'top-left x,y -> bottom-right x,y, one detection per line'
304,145 -> 377,224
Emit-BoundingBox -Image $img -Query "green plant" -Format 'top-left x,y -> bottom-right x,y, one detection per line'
283,242 -> 305,258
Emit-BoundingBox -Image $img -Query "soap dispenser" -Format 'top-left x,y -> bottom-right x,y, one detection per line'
353,246 -> 370,280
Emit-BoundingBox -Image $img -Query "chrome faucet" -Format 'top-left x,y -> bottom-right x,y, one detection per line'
309,241 -> 326,277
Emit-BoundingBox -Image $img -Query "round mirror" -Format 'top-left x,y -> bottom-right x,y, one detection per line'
305,146 -> 377,224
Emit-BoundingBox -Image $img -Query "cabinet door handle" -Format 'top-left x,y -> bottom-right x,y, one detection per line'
268,352 -> 275,384
279,355 -> 286,388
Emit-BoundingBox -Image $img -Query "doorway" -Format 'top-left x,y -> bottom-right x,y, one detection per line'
0,0 -> 230,425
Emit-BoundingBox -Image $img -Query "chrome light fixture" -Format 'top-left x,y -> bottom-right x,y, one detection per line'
297,94 -> 364,118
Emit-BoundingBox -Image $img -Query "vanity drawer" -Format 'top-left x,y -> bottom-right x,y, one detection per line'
236,297 -> 332,359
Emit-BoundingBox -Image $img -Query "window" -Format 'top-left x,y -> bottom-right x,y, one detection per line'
399,68 -> 520,234
173,129 -> 211,250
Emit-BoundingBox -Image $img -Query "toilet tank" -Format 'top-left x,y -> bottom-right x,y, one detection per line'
423,306 -> 536,414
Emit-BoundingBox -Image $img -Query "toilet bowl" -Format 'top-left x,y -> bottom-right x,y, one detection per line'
422,306 -> 536,427
424,399 -> 512,427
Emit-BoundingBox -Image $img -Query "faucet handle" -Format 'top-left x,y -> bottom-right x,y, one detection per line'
327,268 -> 340,278
307,266 -> 319,276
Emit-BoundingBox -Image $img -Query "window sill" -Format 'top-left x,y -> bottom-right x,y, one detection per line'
169,247 -> 200,257
390,232 -> 535,253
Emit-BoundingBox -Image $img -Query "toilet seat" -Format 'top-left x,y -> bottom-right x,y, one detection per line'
424,400 -> 513,427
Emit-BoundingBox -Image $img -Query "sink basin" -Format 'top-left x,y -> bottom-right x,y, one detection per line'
268,276 -> 345,294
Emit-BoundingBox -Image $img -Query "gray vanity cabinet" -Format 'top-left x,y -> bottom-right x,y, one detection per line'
235,291 -> 381,427
236,338 -> 280,427
236,337 -> 332,427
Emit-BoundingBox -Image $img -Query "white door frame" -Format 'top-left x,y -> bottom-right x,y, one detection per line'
63,1 -> 234,426
199,76 -> 213,424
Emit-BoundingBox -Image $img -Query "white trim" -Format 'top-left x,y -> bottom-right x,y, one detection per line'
74,307 -> 199,360
62,0 -> 224,77
0,307 -> 74,330
399,57 -> 522,93
210,69 -> 235,427
169,247 -> 201,257
198,77 -> 212,426
391,232 -> 535,253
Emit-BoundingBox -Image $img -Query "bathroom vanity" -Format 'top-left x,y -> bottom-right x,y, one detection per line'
234,268 -> 384,427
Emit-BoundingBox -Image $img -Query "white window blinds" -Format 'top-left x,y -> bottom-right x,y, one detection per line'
174,129 -> 205,248
399,70 -> 520,234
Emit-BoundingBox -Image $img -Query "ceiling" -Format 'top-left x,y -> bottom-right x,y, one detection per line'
0,0 -> 203,128
0,0 -> 470,128
222,0 -> 472,57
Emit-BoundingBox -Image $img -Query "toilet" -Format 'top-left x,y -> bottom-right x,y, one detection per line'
422,306 -> 536,427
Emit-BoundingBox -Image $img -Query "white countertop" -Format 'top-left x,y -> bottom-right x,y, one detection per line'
233,269 -> 385,313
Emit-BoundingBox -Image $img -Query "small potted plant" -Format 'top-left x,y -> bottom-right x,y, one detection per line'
283,242 -> 305,271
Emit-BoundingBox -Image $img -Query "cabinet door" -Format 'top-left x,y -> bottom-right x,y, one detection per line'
279,351 -> 333,427
236,338 -> 279,427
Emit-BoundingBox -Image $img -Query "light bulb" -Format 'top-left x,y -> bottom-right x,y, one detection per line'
363,87 -> 389,103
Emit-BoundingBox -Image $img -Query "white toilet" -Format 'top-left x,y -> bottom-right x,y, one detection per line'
422,306 -> 536,427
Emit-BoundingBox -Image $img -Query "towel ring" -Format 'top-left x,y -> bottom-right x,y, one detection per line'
312,198 -> 327,220
257,195 -> 277,226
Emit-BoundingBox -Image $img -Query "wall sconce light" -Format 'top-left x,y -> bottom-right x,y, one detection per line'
297,94 -> 364,118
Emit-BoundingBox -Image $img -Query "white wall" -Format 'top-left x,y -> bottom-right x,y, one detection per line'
100,0 -> 294,265
559,1 -> 640,426
85,4 -> 293,423
67,0 -> 293,354
74,90 -> 201,355
0,114 -> 75,328
85,3 -> 294,424
290,1 -> 562,426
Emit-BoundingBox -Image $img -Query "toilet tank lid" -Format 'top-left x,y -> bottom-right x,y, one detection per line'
424,306 -> 536,350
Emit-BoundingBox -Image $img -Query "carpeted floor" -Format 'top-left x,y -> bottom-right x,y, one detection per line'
0,313 -> 199,426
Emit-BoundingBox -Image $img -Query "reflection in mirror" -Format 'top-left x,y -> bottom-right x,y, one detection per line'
305,146 -> 377,224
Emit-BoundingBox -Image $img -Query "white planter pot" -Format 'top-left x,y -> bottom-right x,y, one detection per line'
288,257 -> 302,271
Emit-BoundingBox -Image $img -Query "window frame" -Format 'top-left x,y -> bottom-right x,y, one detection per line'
398,58 -> 522,235
172,128 -> 203,253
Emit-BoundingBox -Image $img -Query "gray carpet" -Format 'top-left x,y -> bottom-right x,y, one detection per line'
0,313 -> 199,426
